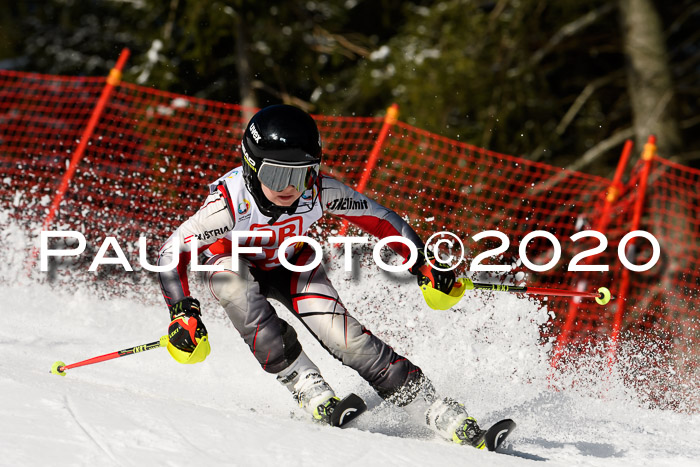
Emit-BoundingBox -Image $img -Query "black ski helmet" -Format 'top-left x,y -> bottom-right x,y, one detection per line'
241,104 -> 322,218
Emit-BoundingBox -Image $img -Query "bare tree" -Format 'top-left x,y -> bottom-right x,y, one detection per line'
619,0 -> 682,156
233,11 -> 257,122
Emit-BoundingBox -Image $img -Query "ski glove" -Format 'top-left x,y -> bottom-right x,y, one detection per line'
168,297 -> 208,353
409,249 -> 456,294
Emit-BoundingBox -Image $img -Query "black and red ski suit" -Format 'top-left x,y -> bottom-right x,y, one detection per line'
158,168 -> 428,404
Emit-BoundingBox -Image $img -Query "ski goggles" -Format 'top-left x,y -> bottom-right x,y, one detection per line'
257,161 -> 319,192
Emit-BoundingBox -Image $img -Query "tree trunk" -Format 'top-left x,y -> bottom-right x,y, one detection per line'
618,0 -> 682,157
162,0 -> 179,43
234,15 -> 257,123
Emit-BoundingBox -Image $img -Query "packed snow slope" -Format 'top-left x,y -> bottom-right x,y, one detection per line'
0,227 -> 698,466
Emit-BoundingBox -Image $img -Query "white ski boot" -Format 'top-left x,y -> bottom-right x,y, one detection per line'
276,353 -> 338,423
292,369 -> 339,423
425,398 -> 486,449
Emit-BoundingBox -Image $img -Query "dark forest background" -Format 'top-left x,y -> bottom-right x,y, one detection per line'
1,0 -> 698,176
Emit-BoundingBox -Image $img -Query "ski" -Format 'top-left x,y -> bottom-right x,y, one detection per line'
329,393 -> 367,428
483,419 -> 516,451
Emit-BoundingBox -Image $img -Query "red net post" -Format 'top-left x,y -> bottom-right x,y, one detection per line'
550,139 -> 634,369
41,48 -> 131,234
607,143 -> 699,410
609,136 -> 656,362
337,103 -> 398,237
23,48 -> 131,272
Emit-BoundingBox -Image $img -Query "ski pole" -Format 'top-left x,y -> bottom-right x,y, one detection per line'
50,335 -> 168,376
462,278 -> 612,305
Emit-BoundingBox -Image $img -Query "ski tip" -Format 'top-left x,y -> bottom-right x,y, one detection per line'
330,393 -> 367,428
484,419 -> 516,451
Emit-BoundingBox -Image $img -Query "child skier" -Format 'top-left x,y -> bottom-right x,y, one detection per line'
157,104 -> 486,448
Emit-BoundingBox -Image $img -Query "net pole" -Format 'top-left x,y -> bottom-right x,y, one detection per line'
337,103 -> 398,237
550,139 -> 634,369
608,135 -> 656,366
27,48 -> 130,272
41,48 -> 130,232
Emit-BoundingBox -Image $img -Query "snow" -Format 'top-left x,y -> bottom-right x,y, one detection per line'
135,40 -> 162,84
370,45 -> 391,61
1,223 -> 698,466
146,40 -> 163,65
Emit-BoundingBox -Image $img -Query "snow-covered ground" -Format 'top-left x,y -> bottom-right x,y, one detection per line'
1,222 -> 698,466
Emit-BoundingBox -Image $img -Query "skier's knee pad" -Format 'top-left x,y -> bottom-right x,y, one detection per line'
211,272 -> 247,308
324,314 -> 368,354
323,316 -> 392,372
206,255 -> 249,307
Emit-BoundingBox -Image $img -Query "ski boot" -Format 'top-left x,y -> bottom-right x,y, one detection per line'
453,416 -> 487,449
292,369 -> 338,424
311,395 -> 341,424
425,398 -> 487,449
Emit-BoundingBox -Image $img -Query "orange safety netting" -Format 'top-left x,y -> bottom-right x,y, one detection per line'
0,67 -> 698,364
